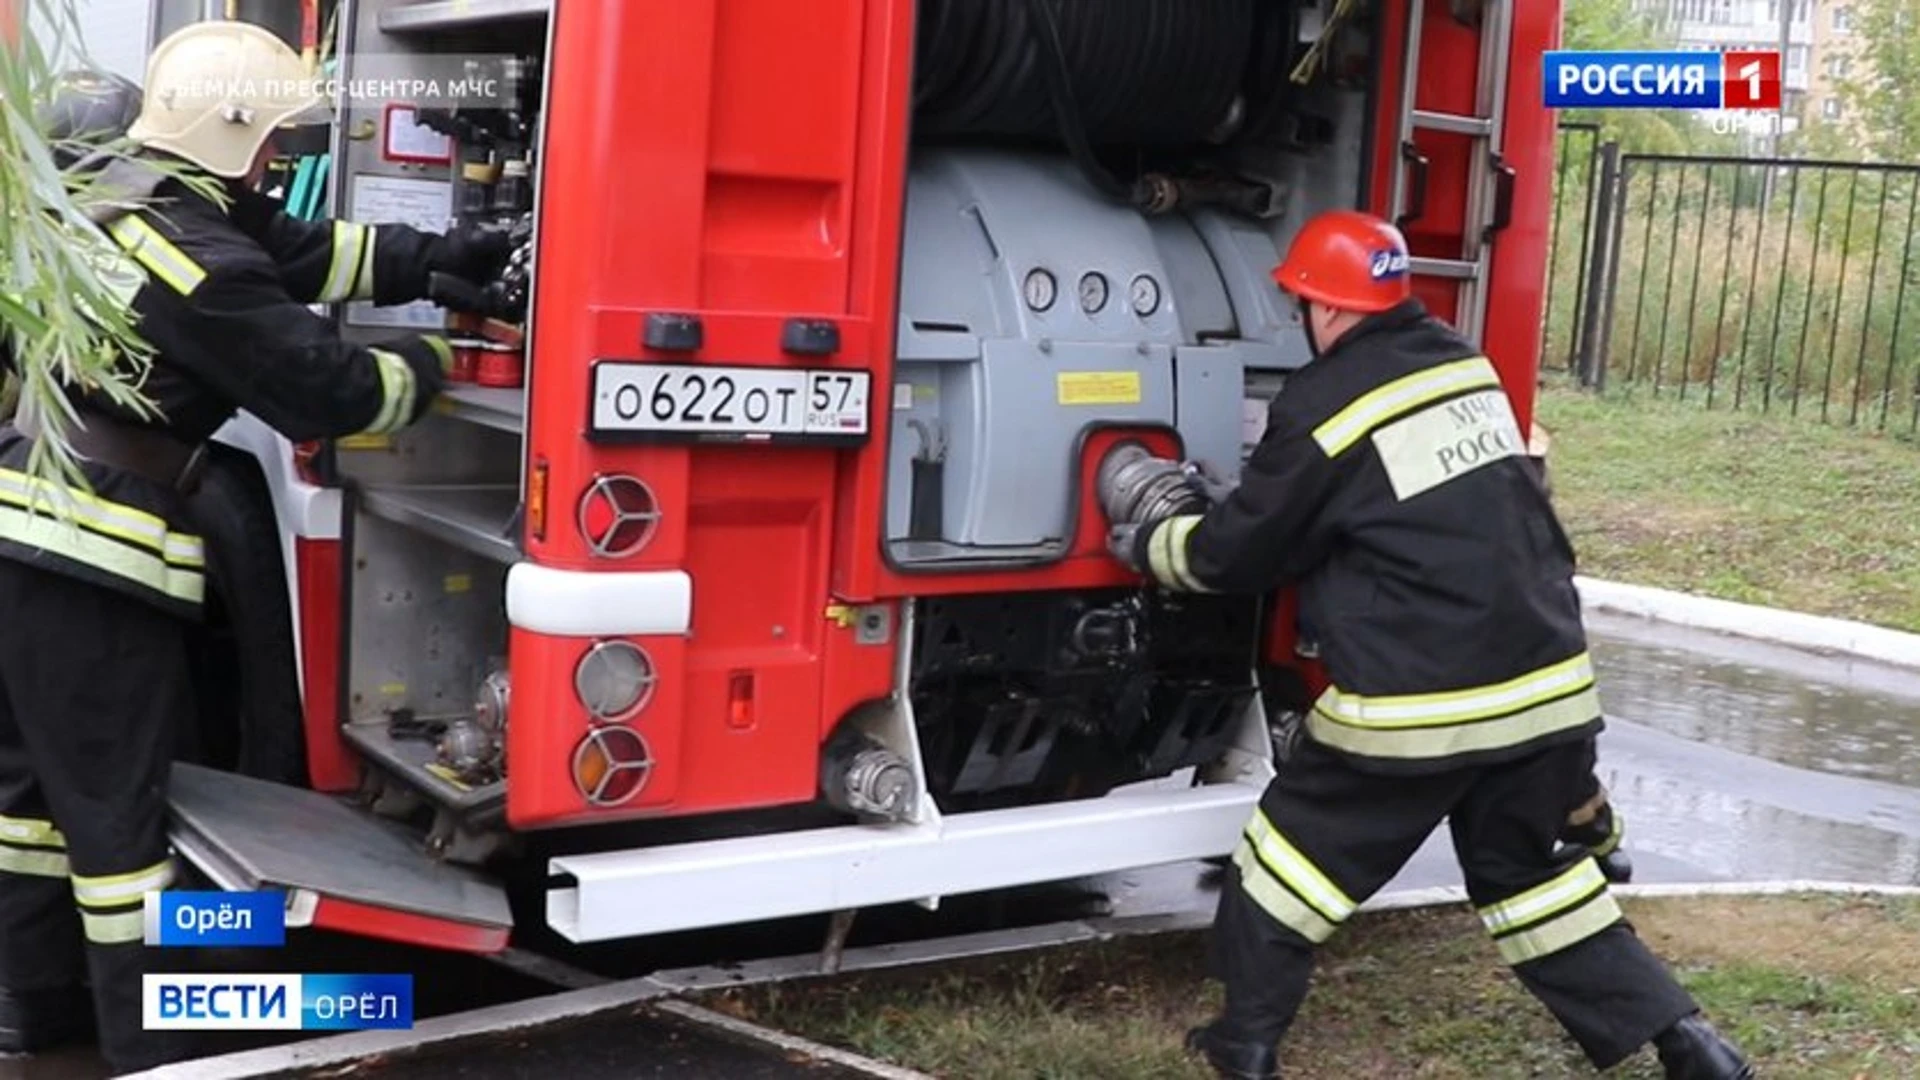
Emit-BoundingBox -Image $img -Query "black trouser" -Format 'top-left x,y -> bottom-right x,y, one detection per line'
1211,735 -> 1696,1070
0,560 -> 201,1074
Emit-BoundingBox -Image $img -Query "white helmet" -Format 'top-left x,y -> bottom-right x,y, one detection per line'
128,20 -> 327,178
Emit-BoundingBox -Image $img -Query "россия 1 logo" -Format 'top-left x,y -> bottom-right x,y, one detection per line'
1543,50 -> 1781,110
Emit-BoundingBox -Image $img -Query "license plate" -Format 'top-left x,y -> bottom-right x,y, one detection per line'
588,362 -> 871,444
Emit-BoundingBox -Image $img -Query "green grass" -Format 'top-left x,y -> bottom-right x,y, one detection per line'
1536,380 -> 1920,633
711,894 -> 1920,1079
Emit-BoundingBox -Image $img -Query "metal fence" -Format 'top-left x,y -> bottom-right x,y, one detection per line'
1541,129 -> 1920,436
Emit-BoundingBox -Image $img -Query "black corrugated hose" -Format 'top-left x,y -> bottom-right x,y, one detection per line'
911,0 -> 1298,206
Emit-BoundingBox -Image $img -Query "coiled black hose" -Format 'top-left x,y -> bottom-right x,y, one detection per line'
913,0 -> 1257,145
912,0 -> 1298,206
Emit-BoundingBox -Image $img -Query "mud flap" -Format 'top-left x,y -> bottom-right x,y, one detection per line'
167,763 -> 514,954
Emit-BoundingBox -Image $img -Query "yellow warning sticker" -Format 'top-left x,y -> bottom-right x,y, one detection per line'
445,573 -> 473,594
1057,371 -> 1142,406
425,763 -> 472,791
337,434 -> 392,451
379,682 -> 406,697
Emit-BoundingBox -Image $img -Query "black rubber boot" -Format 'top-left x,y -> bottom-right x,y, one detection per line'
0,983 -> 95,1054
1653,1013 -> 1754,1079
1186,1023 -> 1280,1080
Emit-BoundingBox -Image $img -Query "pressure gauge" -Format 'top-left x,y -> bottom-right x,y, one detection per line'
1078,272 -> 1109,314
1023,268 -> 1057,312
1130,274 -> 1162,317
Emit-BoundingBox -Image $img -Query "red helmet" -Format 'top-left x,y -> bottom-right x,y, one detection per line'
1270,210 -> 1413,313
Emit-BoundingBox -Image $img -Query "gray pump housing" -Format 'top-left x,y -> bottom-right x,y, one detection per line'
884,148 -> 1312,570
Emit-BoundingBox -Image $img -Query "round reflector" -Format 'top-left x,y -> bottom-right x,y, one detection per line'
571,726 -> 653,806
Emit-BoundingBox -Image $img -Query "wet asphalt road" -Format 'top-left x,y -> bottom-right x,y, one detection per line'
9,610 -> 1920,1079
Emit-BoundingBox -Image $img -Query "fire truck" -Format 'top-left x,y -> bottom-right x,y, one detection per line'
161,0 -> 1561,956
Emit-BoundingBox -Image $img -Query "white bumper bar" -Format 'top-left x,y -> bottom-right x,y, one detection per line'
506,563 -> 692,637
545,777 -> 1263,943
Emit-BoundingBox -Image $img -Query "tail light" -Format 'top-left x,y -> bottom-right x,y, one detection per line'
727,671 -> 755,730
574,641 -> 656,723
577,474 -> 660,558
527,458 -> 548,542
570,726 -> 653,806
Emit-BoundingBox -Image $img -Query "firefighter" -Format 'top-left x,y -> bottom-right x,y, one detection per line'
1107,210 -> 1751,1080
0,25 -> 508,1074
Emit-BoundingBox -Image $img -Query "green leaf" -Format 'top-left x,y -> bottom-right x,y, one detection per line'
0,0 -> 228,509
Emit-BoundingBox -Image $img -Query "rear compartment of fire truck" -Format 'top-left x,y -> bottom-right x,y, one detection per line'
175,0 -> 1514,953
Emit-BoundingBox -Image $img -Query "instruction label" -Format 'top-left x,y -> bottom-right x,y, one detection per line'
345,175 -> 453,331
1056,371 -> 1142,406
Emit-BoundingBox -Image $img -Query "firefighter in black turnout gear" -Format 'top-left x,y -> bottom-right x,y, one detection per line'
0,24 -> 510,1074
1108,211 -> 1753,1080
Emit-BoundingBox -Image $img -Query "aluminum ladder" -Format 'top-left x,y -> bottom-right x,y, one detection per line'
1384,0 -> 1518,347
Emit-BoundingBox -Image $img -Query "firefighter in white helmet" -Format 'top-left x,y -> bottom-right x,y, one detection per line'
0,22 -> 508,1073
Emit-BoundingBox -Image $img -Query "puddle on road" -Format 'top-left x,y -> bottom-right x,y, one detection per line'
1586,612 -> 1920,789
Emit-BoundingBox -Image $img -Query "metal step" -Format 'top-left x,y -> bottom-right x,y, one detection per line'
1411,110 -> 1494,137
168,763 -> 514,951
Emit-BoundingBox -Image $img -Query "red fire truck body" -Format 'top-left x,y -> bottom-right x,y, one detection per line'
167,0 -> 1564,955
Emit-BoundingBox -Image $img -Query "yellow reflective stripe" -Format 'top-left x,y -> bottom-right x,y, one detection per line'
0,846 -> 70,878
81,907 -> 146,945
1307,685 -> 1601,760
1231,838 -> 1338,943
0,503 -> 204,605
359,349 -> 417,435
1245,808 -> 1356,924
0,815 -> 64,849
1479,858 -> 1607,935
1311,356 -> 1502,457
105,216 -> 207,296
164,534 -> 206,569
1316,653 -> 1595,728
322,221 -> 371,303
0,466 -> 203,564
1491,892 -> 1622,965
72,859 -> 174,908
1145,514 -> 1212,592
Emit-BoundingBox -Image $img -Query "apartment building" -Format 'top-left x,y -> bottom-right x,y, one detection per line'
1807,3 -> 1868,138
1632,0 -> 1878,148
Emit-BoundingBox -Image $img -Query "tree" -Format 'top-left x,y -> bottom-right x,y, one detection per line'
1556,0 -> 1708,154
1835,0 -> 1920,161
0,0 -> 222,502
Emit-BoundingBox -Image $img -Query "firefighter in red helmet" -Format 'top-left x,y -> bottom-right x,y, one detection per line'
1109,210 -> 1751,1079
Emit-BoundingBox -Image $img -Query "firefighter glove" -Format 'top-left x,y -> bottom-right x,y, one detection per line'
1182,459 -> 1235,506
433,220 -> 516,284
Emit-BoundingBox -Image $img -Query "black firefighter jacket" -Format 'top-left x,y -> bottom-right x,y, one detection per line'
1131,298 -> 1603,775
0,171 -> 454,622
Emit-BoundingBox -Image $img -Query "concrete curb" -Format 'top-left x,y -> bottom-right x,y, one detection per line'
125,881 -> 1920,1079
1576,576 -> 1920,672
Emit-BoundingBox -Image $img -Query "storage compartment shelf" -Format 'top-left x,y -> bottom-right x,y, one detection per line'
342,720 -> 505,817
358,484 -> 521,564
379,0 -> 550,33
437,385 -> 525,433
